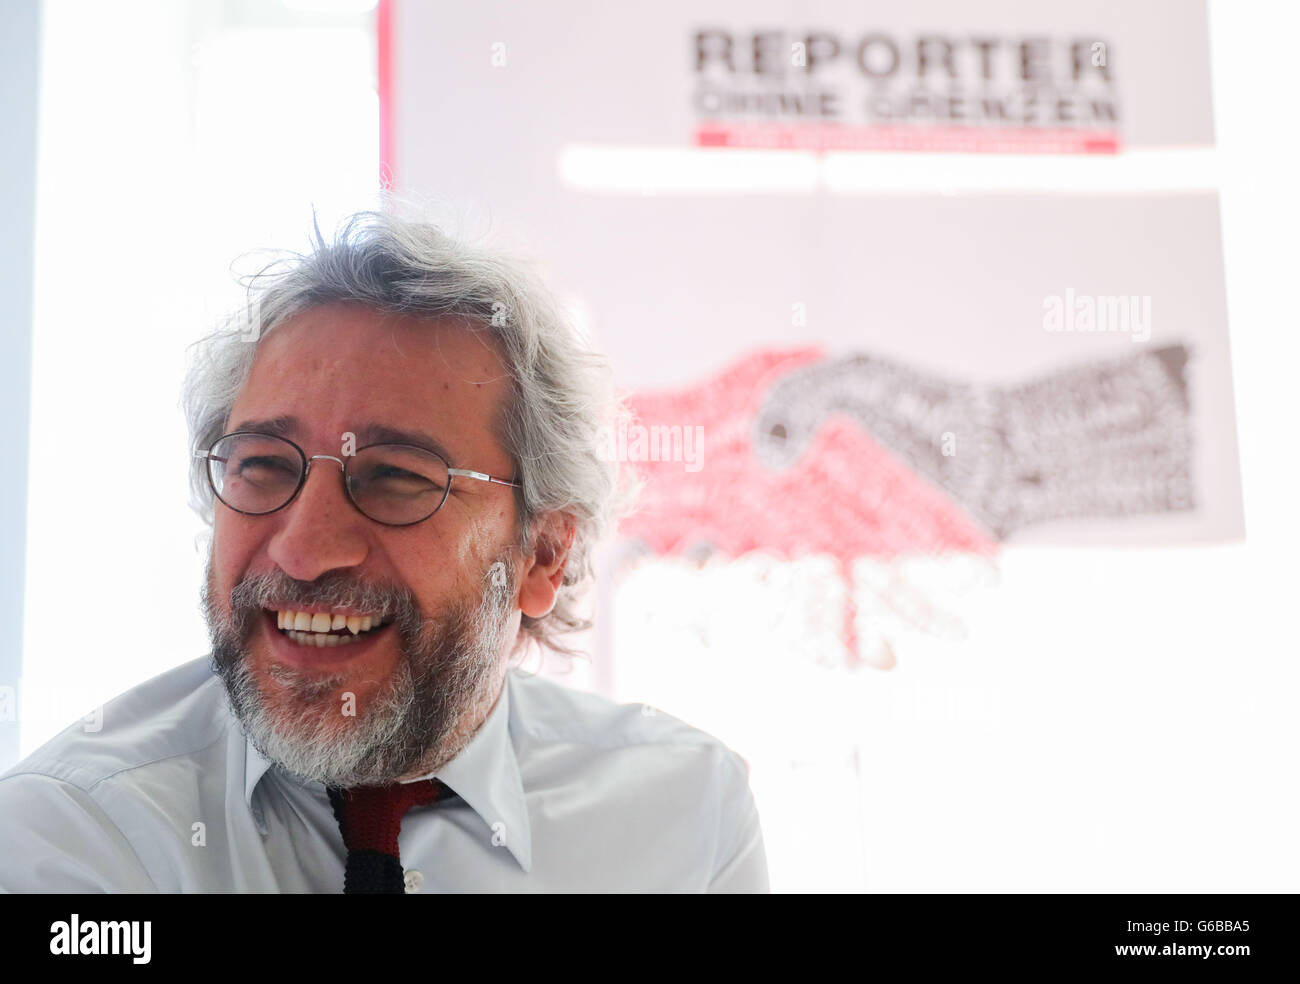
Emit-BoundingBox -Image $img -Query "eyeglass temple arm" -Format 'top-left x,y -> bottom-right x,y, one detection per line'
197,450 -> 517,488
448,467 -> 520,489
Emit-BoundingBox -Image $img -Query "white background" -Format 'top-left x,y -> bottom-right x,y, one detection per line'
12,0 -> 1299,891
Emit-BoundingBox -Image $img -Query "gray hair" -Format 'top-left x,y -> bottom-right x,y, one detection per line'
182,205 -> 639,661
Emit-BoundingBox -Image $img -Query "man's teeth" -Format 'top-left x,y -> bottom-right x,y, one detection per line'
272,609 -> 389,643
275,610 -> 376,634
283,629 -> 363,648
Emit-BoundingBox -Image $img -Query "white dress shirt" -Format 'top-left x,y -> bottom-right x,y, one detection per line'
0,657 -> 768,892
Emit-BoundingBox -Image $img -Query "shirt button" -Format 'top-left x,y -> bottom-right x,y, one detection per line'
403,869 -> 424,894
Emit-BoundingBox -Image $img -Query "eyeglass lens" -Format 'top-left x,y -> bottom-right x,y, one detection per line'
207,433 -> 451,525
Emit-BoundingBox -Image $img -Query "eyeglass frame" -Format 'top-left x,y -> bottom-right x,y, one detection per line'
193,430 -> 521,527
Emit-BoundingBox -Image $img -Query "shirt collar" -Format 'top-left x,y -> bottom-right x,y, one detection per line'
242,672 -> 532,873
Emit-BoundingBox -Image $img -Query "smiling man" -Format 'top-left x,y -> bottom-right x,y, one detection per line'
0,210 -> 769,893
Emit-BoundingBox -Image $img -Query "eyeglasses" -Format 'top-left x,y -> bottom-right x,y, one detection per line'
194,431 -> 520,527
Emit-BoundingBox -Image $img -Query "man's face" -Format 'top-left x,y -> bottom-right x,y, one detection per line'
201,302 -> 527,787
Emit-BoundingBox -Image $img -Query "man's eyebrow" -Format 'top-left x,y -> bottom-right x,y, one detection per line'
227,416 -> 460,465
354,424 -> 458,464
229,415 -> 298,439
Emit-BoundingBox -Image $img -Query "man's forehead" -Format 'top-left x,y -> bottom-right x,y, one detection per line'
226,414 -> 462,464
260,302 -> 503,366
228,305 -> 511,462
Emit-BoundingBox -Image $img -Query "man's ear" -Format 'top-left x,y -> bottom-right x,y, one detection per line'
517,513 -> 576,619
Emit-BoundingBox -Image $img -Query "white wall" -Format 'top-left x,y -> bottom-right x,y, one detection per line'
16,0 -> 379,761
0,0 -> 41,769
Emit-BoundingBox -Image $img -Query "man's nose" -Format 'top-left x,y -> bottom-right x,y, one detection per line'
266,456 -> 370,581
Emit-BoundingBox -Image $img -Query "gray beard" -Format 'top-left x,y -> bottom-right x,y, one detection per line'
202,553 -> 516,788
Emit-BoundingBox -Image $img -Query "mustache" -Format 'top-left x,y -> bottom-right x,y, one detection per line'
231,568 -> 413,616
205,557 -> 518,649
212,568 -> 422,643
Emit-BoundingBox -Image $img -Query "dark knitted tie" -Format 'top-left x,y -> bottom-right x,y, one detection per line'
327,779 -> 452,893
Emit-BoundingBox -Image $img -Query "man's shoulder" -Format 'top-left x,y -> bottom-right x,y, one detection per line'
0,656 -> 231,795
504,667 -> 767,891
505,666 -> 750,781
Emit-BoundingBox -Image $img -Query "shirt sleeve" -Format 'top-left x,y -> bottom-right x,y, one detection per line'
707,751 -> 770,893
0,773 -> 157,893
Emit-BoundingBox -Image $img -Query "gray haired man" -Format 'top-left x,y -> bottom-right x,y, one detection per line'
0,211 -> 768,893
